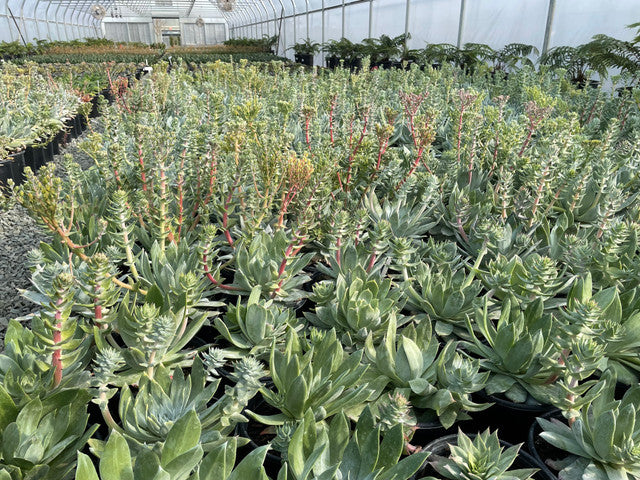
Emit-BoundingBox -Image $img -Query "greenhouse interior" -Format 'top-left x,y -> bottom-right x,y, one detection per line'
1,1 -> 640,479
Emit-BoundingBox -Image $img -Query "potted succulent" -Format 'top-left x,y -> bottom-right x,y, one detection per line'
417,429 -> 544,480
291,38 -> 320,66
530,375 -> 640,480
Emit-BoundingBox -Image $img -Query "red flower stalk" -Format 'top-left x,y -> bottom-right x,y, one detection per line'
329,94 -> 337,146
456,90 -> 478,165
518,100 -> 552,157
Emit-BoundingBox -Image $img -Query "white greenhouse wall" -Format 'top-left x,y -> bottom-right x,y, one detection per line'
0,0 -> 637,57
227,0 -> 640,64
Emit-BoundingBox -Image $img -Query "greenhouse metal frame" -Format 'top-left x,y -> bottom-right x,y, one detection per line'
1,0 -> 638,60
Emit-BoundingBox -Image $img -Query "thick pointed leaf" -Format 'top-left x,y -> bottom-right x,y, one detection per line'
227,445 -> 270,480
164,446 -> 204,480
133,449 -> 162,480
199,439 -> 237,480
76,452 -> 99,480
100,431 -> 134,480
0,384 -> 17,430
162,410 -> 201,466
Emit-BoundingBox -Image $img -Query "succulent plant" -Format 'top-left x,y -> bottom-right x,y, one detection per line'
214,286 -> 298,360
308,266 -> 404,346
0,390 -> 97,480
365,316 -> 488,428
464,296 -> 561,404
30,272 -> 93,389
538,374 -> 640,480
76,412 -> 270,480
232,229 -> 313,301
249,329 -> 373,425
404,261 -> 484,337
425,429 -> 537,480
0,321 -> 59,404
117,357 -> 264,446
278,407 -> 428,480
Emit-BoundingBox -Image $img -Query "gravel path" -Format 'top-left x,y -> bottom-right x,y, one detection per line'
0,122 -> 97,349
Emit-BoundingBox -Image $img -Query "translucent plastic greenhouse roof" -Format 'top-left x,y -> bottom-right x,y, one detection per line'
1,0 -> 638,52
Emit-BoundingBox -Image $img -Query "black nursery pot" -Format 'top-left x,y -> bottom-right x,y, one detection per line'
326,56 -> 339,69
416,433 -> 555,480
54,129 -> 66,152
74,115 -> 85,136
469,390 -> 558,445
411,415 -> 471,448
62,118 -> 75,144
90,96 -> 101,118
236,397 -> 282,477
527,411 -> 564,480
0,156 -> 13,189
51,133 -> 61,155
23,145 -> 45,172
294,53 -> 314,66
8,151 -> 26,186
44,139 -> 55,164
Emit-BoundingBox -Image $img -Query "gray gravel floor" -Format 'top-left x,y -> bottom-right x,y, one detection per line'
0,121 -> 97,349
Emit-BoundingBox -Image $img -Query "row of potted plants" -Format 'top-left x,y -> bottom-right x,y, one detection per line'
0,38 -> 164,62
0,59 -> 639,479
0,62 -> 139,188
288,24 -> 640,86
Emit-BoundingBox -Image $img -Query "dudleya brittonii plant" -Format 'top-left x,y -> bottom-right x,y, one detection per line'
214,286 -> 299,360
1,48 -> 640,480
249,329 -> 374,425
366,315 -> 489,428
423,429 -> 537,480
116,356 -> 265,447
537,373 -> 640,480
277,407 -> 428,480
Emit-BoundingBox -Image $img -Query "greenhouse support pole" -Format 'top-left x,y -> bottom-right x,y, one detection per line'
321,0 -> 325,64
456,0 -> 466,48
18,0 -> 29,43
238,10 -> 251,38
265,0 -> 277,39
275,0 -> 286,55
61,3 -> 71,40
257,1 -> 269,37
247,6 -> 259,38
242,6 -> 256,38
290,0 -> 297,44
341,0 -> 345,38
6,6 -> 27,45
305,0 -> 310,40
73,8 -> 82,40
258,1 -> 267,38
265,0 -> 278,37
542,0 -> 556,55
235,9 -> 247,37
53,1 -> 62,41
368,0 -> 373,38
404,0 -> 410,39
33,0 -> 42,39
44,0 -> 53,40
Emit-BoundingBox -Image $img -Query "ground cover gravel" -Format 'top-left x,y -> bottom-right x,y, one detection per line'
0,122 -> 97,349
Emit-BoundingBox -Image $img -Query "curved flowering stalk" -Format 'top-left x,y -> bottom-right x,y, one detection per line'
31,272 -> 90,388
277,151 -> 314,228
